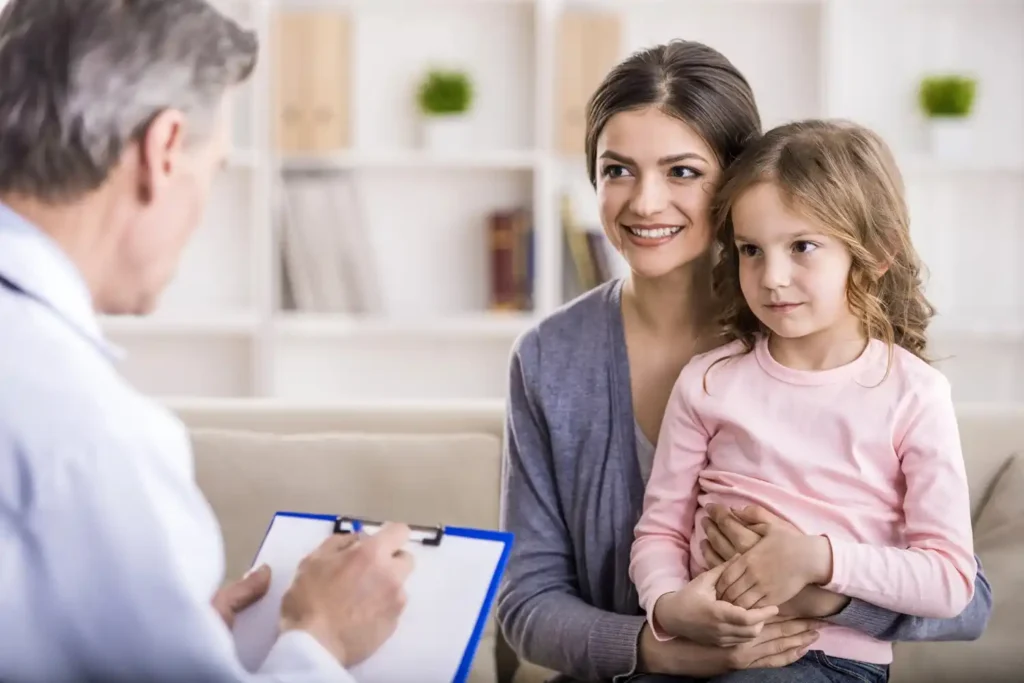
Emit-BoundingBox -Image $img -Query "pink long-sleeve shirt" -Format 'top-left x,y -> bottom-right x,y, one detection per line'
629,336 -> 976,664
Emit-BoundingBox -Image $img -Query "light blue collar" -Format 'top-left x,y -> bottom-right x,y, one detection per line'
0,202 -> 119,359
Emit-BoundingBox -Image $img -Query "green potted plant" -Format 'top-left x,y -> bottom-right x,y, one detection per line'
416,68 -> 474,150
918,74 -> 977,159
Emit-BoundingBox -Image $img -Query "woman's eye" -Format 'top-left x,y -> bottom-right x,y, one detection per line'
793,241 -> 818,254
737,244 -> 760,258
668,166 -> 699,179
602,164 -> 631,179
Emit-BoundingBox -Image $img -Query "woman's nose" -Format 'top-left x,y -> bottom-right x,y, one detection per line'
629,176 -> 669,218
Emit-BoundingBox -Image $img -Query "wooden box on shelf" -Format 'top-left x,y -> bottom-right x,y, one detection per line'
272,8 -> 352,154
555,9 -> 622,156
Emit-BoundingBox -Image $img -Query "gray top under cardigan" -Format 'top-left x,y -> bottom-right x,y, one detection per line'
497,278 -> 992,683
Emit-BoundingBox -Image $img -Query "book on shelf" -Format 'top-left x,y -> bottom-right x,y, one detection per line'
487,207 -> 533,312
561,194 -> 617,299
278,171 -> 382,315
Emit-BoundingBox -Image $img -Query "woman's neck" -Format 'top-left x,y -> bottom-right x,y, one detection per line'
622,256 -> 715,340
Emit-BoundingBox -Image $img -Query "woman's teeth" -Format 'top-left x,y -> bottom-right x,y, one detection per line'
626,225 -> 683,238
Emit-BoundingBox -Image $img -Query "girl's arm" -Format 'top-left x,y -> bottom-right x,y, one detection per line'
630,365 -> 709,636
820,376 -> 976,619
496,331 -> 647,683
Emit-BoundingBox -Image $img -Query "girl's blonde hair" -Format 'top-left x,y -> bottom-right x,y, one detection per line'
708,119 -> 935,374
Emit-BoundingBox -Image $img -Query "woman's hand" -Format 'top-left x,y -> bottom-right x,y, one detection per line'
652,560 -> 778,647
637,617 -> 822,677
700,504 -> 851,619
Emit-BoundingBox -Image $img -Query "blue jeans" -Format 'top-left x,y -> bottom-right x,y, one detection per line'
626,651 -> 888,683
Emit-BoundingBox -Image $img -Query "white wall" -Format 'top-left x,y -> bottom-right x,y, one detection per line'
15,0 -> 1022,404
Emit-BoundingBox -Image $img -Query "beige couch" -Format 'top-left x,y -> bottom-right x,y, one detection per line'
169,398 -> 1024,683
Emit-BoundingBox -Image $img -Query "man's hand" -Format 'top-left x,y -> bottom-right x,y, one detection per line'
280,522 -> 415,667
652,560 -> 779,647
212,564 -> 271,628
701,505 -> 849,618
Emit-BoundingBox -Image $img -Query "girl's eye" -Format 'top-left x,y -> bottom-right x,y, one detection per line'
737,244 -> 760,258
601,164 -> 632,179
793,240 -> 818,254
669,166 -> 699,179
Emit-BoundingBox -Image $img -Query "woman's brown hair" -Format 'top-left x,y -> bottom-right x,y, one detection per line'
709,119 -> 935,372
585,40 -> 761,187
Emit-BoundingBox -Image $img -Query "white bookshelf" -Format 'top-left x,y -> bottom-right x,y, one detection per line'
105,0 -> 1024,404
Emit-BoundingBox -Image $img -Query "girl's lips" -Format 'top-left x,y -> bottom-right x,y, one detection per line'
765,303 -> 803,313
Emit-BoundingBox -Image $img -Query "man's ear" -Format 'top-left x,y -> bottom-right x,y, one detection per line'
136,109 -> 187,203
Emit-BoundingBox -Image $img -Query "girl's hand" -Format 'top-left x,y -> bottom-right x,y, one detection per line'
713,526 -> 832,609
652,559 -> 779,647
701,504 -> 849,618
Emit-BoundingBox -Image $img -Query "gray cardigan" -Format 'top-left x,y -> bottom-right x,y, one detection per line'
497,279 -> 992,683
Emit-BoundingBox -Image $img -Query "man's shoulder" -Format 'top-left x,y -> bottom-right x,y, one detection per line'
0,298 -> 186,500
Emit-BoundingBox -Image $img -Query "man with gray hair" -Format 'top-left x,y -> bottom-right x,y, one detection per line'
0,1 -> 414,681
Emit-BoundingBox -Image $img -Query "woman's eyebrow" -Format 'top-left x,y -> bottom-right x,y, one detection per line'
598,150 -> 708,165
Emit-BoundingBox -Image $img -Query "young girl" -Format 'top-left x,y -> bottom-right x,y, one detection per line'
629,119 -> 978,682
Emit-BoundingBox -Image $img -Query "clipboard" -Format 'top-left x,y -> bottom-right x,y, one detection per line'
231,511 -> 514,683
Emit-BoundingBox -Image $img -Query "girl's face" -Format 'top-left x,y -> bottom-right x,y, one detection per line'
731,181 -> 858,343
595,106 -> 721,281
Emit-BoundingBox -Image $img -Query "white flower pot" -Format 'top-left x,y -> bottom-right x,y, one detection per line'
927,117 -> 973,160
420,114 -> 472,151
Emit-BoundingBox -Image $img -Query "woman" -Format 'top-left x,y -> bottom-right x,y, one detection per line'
496,40 -> 992,683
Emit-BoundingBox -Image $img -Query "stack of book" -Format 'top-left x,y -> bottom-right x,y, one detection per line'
486,207 -> 534,312
278,171 -> 382,314
561,194 -> 618,298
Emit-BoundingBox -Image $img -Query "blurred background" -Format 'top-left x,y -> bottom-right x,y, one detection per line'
96,0 -> 1024,405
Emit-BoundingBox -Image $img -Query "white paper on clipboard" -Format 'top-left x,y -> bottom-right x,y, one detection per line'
231,513 -> 513,683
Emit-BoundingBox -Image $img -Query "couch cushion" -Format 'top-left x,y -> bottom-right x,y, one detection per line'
890,453 -> 1024,682
171,399 -> 506,440
190,429 -> 503,580
955,405 -> 1024,520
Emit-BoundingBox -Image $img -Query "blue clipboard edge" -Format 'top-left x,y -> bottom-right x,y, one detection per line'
248,511 -> 515,683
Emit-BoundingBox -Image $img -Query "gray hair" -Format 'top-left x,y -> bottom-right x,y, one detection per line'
0,0 -> 258,201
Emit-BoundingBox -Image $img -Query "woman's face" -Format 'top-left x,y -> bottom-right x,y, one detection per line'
595,106 -> 722,281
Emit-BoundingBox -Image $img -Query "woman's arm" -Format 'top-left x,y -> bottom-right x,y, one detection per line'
702,505 -> 993,641
496,331 -> 646,682
827,564 -> 992,642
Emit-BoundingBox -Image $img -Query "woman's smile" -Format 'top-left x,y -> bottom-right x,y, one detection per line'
622,222 -> 685,247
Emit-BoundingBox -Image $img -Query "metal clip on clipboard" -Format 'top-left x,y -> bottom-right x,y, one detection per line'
333,515 -> 445,546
